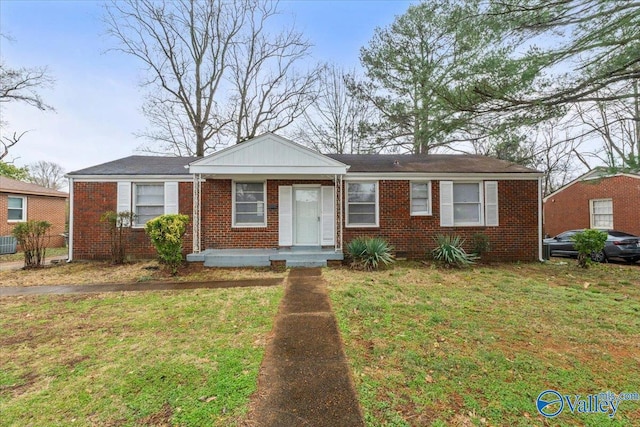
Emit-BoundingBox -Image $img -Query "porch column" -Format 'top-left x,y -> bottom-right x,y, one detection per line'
334,174 -> 343,252
192,173 -> 202,253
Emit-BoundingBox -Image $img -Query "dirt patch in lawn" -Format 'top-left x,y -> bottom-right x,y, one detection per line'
0,260 -> 286,287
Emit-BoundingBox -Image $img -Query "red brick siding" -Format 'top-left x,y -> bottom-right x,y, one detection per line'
342,180 -> 539,261
543,175 -> 640,237
201,179 -> 334,249
72,181 -> 193,260
1,193 -> 67,248
72,178 -> 539,261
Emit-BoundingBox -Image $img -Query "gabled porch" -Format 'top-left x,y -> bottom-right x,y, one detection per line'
186,247 -> 344,268
186,134 -> 349,263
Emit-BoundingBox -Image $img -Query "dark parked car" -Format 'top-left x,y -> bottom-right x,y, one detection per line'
544,229 -> 640,263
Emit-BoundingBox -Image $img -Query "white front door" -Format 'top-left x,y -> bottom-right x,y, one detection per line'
294,187 -> 320,246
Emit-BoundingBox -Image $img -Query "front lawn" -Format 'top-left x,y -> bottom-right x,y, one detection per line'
0,286 -> 283,426
0,260 -> 286,287
326,262 -> 640,426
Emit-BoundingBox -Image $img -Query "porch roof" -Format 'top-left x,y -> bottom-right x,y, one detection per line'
188,133 -> 349,176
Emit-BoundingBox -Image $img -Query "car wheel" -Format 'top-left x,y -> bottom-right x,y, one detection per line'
590,250 -> 607,263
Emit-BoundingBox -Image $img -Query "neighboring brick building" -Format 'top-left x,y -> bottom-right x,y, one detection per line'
544,169 -> 640,237
0,176 -> 69,248
68,133 -> 543,264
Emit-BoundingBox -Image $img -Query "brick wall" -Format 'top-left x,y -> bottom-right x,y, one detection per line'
72,178 -> 539,262
201,179 -> 334,249
544,175 -> 640,237
71,181 -> 193,260
1,193 -> 67,248
343,180 -> 539,261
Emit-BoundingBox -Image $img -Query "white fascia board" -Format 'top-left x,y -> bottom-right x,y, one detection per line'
201,174 -> 341,180
190,165 -> 348,175
69,175 -> 194,182
343,172 -> 542,181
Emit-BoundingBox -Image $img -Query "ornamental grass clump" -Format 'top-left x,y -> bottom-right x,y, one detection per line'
347,236 -> 395,270
145,214 -> 190,275
432,234 -> 477,268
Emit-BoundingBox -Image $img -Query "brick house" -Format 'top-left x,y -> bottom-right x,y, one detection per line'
0,176 -> 69,248
544,169 -> 640,237
67,133 -> 543,265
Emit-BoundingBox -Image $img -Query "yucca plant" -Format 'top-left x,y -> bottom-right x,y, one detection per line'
431,234 -> 477,268
347,236 -> 395,270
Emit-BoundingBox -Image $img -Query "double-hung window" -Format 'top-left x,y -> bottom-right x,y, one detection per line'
7,196 -> 26,221
346,182 -> 378,227
590,199 -> 613,229
410,181 -> 431,216
440,181 -> 498,227
134,184 -> 165,225
453,183 -> 482,225
234,182 -> 266,227
117,181 -> 179,227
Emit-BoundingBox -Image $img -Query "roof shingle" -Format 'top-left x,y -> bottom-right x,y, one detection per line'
0,176 -> 68,198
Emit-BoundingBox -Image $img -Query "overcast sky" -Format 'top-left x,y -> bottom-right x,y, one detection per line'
0,0 -> 412,174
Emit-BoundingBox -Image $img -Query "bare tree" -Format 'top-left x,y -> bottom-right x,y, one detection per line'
106,0 -> 320,156
28,160 -> 66,190
294,65 -> 376,154
0,54 -> 54,159
530,120 -> 585,196
105,0 -> 246,157
573,80 -> 640,170
228,1 -> 321,143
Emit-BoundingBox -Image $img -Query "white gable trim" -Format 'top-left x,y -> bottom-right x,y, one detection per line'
189,133 -> 348,175
543,170 -> 640,202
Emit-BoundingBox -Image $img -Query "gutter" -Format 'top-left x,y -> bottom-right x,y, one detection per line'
538,176 -> 544,262
67,177 -> 74,263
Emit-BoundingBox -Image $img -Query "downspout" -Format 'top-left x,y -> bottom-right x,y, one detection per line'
538,176 -> 544,262
67,176 -> 74,262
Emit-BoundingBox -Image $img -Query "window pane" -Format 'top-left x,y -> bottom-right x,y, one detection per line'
136,184 -> 164,205
411,183 -> 429,199
236,183 -> 264,202
348,213 -> 376,224
453,183 -> 479,203
349,203 -> 375,214
8,197 -> 23,209
412,199 -> 429,212
236,213 -> 264,224
348,183 -> 376,202
454,204 -> 480,223
8,209 -> 23,220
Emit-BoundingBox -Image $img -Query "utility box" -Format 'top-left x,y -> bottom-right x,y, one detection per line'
0,236 -> 17,255
542,243 -> 551,261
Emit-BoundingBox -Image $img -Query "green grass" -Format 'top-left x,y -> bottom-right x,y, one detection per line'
326,262 -> 640,426
0,286 -> 283,426
0,246 -> 68,263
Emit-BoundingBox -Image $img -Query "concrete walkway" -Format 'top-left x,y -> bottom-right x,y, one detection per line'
244,268 -> 364,427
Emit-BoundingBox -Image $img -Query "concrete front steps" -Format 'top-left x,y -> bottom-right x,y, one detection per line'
186,247 -> 343,268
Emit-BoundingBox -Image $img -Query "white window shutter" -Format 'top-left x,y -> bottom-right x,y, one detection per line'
278,186 -> 293,246
117,182 -> 131,213
164,182 -> 179,214
485,181 -> 499,226
321,186 -> 335,246
439,181 -> 454,227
